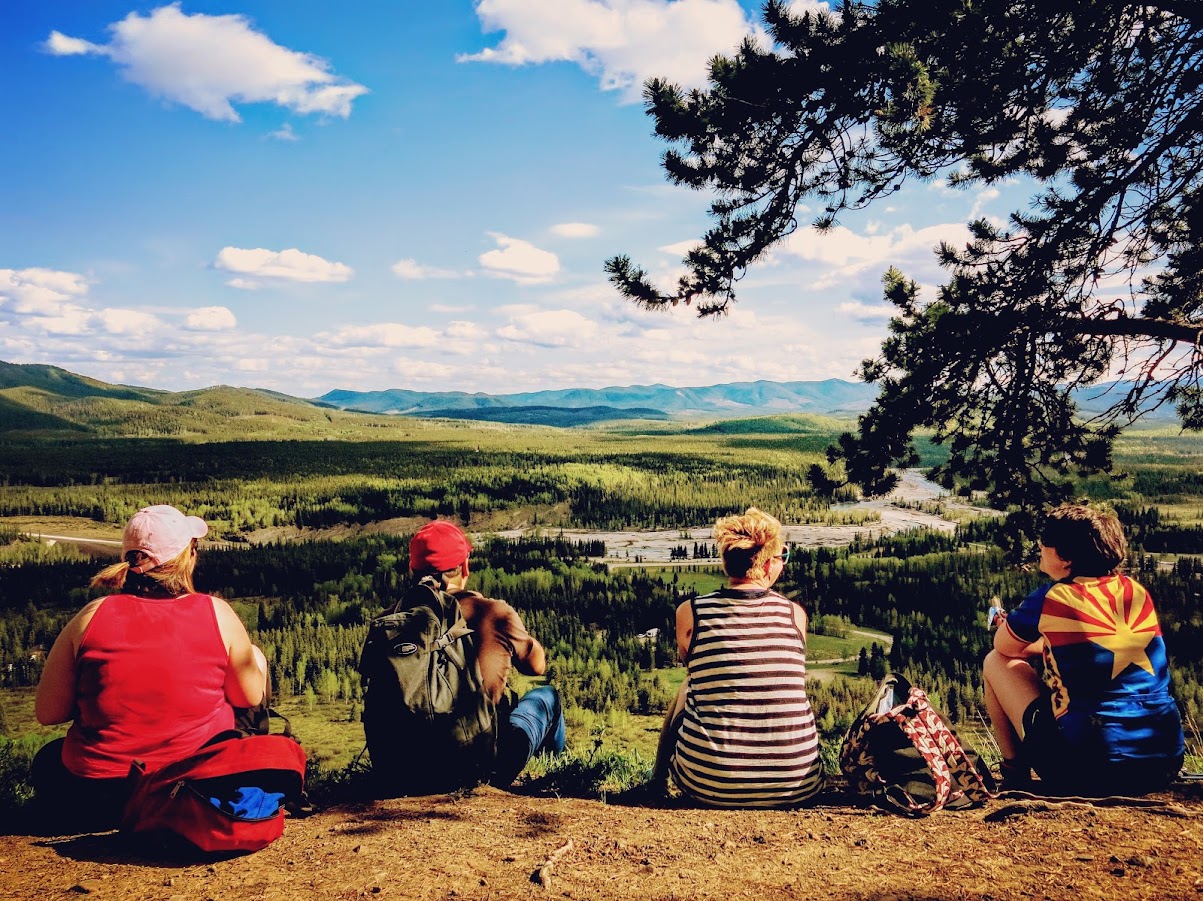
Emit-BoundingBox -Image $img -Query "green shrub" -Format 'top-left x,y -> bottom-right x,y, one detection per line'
0,735 -> 45,811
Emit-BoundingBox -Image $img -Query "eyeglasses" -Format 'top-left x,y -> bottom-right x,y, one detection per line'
776,544 -> 790,564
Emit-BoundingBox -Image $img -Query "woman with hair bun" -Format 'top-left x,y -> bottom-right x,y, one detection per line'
656,507 -> 823,807
33,505 -> 267,827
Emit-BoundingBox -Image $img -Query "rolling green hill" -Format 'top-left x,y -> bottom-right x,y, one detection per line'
0,361 -> 340,438
0,360 -> 160,402
686,413 -> 848,435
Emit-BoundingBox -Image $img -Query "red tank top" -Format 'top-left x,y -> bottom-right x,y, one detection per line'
63,593 -> 235,778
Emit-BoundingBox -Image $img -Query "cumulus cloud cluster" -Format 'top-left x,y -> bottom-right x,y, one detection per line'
462,0 -> 761,99
461,1 -> 835,100
45,4 -> 367,122
214,247 -> 354,288
0,267 -> 237,348
1,257 -> 873,398
479,233 -> 561,284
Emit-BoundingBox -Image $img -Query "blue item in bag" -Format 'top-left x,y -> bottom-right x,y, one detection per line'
209,786 -> 285,819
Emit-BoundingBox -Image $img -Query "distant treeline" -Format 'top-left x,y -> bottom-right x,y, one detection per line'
0,438 -> 864,533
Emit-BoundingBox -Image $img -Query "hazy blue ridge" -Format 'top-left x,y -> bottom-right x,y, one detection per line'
316,378 -> 882,416
409,405 -> 669,426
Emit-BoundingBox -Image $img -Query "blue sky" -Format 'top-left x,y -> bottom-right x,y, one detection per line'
2,1 -> 1009,397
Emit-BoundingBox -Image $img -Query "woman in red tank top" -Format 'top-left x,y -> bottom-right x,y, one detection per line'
32,505 -> 267,829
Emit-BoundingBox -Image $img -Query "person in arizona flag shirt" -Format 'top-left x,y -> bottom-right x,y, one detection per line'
983,502 -> 1183,795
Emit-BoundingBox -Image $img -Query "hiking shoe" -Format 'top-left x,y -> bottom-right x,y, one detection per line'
998,759 -> 1036,791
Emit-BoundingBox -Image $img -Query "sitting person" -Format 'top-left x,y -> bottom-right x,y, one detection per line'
33,504 -> 267,828
984,501 -> 1184,794
656,507 -> 823,807
406,521 -> 564,788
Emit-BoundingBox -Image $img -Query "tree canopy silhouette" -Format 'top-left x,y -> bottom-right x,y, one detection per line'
606,0 -> 1203,525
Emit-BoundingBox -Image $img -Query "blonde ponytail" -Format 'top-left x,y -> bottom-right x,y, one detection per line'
90,560 -> 132,591
89,545 -> 197,597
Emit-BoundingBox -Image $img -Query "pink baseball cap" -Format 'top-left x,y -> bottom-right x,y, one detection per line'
123,505 -> 208,573
409,520 -> 472,572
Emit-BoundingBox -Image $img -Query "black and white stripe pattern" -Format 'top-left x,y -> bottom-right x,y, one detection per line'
671,587 -> 823,807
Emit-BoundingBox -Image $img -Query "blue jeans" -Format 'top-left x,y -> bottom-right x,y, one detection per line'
493,685 -> 565,786
31,737 -> 131,830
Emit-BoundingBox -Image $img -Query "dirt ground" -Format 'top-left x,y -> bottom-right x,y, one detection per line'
4,784 -> 1202,901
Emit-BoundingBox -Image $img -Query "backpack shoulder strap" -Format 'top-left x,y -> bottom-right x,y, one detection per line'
405,577 -> 466,627
879,689 -> 954,814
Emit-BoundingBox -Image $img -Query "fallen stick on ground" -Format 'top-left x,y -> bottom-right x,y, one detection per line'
531,839 -> 575,889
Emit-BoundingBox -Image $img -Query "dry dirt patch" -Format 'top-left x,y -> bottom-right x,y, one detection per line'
4,786 -> 1203,900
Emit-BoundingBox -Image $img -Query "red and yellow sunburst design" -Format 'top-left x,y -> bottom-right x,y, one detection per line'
1038,576 -> 1161,680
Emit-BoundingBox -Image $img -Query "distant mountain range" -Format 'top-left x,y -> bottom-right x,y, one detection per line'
316,379 -> 880,418
0,361 -> 879,435
0,358 -> 1184,437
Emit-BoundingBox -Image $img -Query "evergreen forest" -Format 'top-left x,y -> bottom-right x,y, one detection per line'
2,404 -> 1202,804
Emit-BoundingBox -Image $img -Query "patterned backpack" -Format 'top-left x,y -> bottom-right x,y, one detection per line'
840,672 -> 996,815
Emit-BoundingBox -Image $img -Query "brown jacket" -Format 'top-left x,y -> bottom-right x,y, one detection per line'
452,590 -> 547,704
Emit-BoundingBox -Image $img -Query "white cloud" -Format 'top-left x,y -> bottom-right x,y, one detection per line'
325,323 -> 442,349
838,301 -> 895,322
462,0 -> 759,100
0,267 -> 90,315
31,310 -> 95,336
269,123 -> 298,142
392,358 -> 459,382
479,233 -> 560,284
45,4 -> 368,122
497,308 -> 600,347
446,320 -> 487,341
44,31 -> 102,56
784,1 -> 832,16
970,186 -> 1001,219
391,258 -> 463,280
185,306 -> 237,331
776,222 -> 970,290
97,308 -> 161,335
214,247 -> 353,285
1043,106 -> 1073,128
550,222 -> 600,238
658,239 -> 701,256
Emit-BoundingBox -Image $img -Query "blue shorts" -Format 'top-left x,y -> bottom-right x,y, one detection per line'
1022,695 -> 1182,795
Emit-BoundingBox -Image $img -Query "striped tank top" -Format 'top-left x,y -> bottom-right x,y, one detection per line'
671,587 -> 823,807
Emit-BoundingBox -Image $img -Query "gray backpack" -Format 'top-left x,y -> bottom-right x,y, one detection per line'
358,577 -> 497,795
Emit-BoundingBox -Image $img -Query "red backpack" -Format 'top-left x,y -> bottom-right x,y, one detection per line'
122,732 -> 307,854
